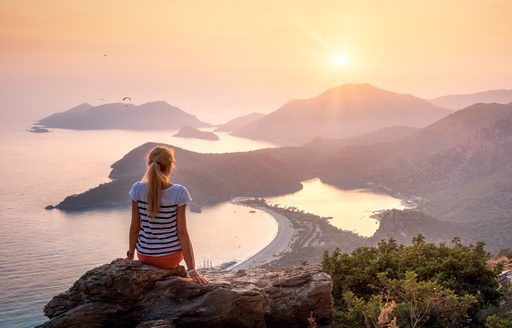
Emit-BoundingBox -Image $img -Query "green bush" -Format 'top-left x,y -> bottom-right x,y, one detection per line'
486,313 -> 512,328
322,235 -> 502,327
482,283 -> 512,327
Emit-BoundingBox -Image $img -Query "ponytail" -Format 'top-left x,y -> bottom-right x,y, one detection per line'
141,146 -> 175,219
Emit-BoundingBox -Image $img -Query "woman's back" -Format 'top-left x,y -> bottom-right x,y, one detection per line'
126,145 -> 206,284
129,182 -> 192,256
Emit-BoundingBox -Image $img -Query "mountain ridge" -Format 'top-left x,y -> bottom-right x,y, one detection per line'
37,101 -> 210,130
215,112 -> 265,132
430,89 -> 512,109
316,103 -> 512,221
232,83 -> 451,145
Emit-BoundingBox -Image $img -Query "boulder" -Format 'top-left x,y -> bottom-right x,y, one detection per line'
39,259 -> 333,328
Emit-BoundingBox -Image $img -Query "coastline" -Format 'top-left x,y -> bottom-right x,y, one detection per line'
229,198 -> 296,270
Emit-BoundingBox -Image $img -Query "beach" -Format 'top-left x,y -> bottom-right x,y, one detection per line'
229,199 -> 296,270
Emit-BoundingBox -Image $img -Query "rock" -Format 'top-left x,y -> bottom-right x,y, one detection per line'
135,319 -> 175,328
38,259 -> 333,328
28,126 -> 51,133
173,126 -> 219,141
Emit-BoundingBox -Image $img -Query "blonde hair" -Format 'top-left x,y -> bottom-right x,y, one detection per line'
141,145 -> 175,218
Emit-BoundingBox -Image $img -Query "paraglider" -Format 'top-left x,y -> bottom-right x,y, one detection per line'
122,97 -> 132,107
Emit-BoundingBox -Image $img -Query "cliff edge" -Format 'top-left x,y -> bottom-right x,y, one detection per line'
38,259 -> 333,328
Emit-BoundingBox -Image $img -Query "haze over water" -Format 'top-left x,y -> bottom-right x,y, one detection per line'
0,118 -> 408,326
0,119 -> 278,327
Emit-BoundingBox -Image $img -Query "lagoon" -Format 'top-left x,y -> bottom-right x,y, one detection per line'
266,178 -> 404,237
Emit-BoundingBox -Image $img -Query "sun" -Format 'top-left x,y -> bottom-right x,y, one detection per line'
334,54 -> 348,67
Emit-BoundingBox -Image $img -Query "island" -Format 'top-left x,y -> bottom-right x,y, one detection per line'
173,126 -> 219,141
36,101 -> 210,130
27,126 -> 51,133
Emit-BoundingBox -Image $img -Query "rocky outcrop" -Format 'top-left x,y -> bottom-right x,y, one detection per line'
173,126 -> 219,140
38,259 -> 333,328
27,126 -> 51,133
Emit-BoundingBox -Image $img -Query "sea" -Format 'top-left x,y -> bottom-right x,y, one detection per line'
0,117 -> 403,327
0,118 -> 280,327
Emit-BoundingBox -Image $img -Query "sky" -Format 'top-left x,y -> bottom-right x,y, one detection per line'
1,0 -> 512,123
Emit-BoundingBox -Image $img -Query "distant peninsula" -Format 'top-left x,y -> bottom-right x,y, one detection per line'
37,101 -> 210,130
173,126 -> 219,140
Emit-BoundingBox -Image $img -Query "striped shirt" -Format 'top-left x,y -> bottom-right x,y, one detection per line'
128,182 -> 192,256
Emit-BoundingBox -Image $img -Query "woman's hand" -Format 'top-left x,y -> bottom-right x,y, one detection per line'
126,250 -> 134,260
189,270 -> 208,285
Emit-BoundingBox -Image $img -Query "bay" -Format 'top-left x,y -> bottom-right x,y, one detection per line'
0,119 -> 278,327
266,178 -> 404,237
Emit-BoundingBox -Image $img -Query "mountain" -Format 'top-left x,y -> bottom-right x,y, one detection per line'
305,125 -> 419,151
37,103 -> 93,124
173,126 -> 219,141
369,209 -> 512,253
53,103 -> 512,226
54,143 -> 307,211
430,89 -> 512,110
232,83 -> 451,145
317,102 -> 512,222
214,112 -> 265,132
37,101 -> 210,130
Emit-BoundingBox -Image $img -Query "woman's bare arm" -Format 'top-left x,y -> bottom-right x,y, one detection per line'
177,205 -> 207,284
127,200 -> 140,259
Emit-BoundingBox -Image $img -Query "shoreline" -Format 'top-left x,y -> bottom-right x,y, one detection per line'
229,198 -> 295,270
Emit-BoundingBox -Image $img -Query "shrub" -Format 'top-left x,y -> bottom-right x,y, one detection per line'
322,235 -> 502,327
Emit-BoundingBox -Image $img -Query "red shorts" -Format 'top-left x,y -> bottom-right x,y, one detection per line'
137,251 -> 184,269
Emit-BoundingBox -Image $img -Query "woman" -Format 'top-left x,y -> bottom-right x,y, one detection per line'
126,145 -> 207,285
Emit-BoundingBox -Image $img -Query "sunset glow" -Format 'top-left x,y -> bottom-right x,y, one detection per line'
1,1 -> 511,122
2,2 -> 512,326
334,54 -> 348,67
